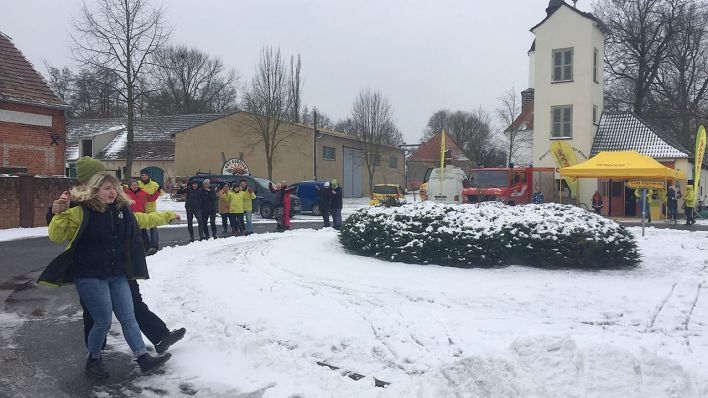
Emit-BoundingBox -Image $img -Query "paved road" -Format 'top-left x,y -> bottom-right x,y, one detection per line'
0,222 -> 322,398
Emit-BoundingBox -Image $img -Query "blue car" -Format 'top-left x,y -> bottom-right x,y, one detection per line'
290,180 -> 326,215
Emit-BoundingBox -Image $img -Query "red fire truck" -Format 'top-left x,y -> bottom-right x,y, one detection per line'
462,167 -> 558,205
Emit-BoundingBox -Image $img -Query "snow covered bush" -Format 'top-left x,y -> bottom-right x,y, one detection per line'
339,202 -> 640,269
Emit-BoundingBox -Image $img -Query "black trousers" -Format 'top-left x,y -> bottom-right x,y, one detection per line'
321,206 -> 331,227
228,213 -> 245,234
221,213 -> 230,232
82,279 -> 169,347
148,227 -> 159,250
201,209 -> 217,238
186,207 -> 203,240
140,229 -> 151,252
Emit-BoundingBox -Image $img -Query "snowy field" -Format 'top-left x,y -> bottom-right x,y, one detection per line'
102,226 -> 708,397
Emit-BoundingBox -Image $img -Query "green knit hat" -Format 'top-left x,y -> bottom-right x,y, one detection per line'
331,178 -> 339,188
76,156 -> 106,183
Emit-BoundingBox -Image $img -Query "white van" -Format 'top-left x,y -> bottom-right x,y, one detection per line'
423,165 -> 467,204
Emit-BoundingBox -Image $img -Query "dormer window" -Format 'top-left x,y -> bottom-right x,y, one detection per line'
552,48 -> 573,82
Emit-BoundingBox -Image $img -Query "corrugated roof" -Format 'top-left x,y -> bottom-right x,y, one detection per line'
591,112 -> 690,159
409,132 -> 469,162
67,114 -> 224,161
0,31 -> 66,108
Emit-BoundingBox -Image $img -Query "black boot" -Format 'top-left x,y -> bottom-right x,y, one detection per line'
85,358 -> 109,379
136,353 -> 172,373
155,328 -> 186,354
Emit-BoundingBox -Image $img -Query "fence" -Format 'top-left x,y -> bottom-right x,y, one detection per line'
0,175 -> 77,229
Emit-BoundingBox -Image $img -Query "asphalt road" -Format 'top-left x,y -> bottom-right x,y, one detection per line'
0,221 -> 322,398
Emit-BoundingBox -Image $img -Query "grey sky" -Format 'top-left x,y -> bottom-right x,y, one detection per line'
0,0 -> 564,144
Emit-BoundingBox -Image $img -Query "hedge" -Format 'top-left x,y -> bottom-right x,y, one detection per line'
339,202 -> 640,269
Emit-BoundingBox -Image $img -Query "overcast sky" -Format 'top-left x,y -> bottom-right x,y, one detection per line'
0,0 -> 574,144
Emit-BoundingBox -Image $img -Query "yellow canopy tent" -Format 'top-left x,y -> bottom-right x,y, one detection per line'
560,151 -> 685,180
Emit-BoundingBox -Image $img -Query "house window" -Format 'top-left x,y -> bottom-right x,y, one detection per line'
551,105 -> 573,138
593,48 -> 599,83
552,48 -> 573,82
322,146 -> 336,161
593,105 -> 598,124
81,139 -> 93,157
389,156 -> 398,169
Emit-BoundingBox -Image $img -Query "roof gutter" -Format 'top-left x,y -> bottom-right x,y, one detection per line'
0,96 -> 70,111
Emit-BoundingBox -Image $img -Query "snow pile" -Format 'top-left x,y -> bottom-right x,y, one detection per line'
340,201 -> 639,269
128,227 -> 708,397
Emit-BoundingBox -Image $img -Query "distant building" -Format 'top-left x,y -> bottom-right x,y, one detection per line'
0,31 -> 68,175
407,133 -> 470,189
174,111 -> 405,198
67,114 -> 224,185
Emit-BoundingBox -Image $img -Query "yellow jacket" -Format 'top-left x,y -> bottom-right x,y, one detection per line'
222,190 -> 245,214
48,205 -> 177,247
138,180 -> 161,213
243,188 -> 256,212
634,188 -> 653,204
684,186 -> 696,207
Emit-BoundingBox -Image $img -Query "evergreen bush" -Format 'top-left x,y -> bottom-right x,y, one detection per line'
339,202 -> 640,269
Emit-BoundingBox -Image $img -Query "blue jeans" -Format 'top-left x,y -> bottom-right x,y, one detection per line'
244,211 -> 253,232
332,208 -> 342,228
75,276 -> 147,359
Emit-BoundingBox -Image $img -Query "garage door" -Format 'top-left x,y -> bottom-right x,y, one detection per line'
343,147 -> 363,198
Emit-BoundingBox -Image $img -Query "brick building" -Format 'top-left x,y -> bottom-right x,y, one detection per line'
0,31 -> 68,175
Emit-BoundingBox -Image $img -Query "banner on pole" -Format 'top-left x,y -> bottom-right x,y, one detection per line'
695,125 -> 706,192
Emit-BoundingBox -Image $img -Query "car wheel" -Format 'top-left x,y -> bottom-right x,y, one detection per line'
260,203 -> 274,219
312,204 -> 321,216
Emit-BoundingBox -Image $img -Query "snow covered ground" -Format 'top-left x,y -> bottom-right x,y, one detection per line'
106,226 -> 708,397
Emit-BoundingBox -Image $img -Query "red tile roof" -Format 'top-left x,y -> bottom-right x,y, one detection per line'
0,31 -> 66,108
409,132 -> 469,162
504,102 -> 534,133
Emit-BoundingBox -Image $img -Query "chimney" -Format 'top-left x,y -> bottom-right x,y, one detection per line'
521,88 -> 534,113
546,0 -> 564,15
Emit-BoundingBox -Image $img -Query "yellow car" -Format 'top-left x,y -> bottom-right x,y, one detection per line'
369,184 -> 407,206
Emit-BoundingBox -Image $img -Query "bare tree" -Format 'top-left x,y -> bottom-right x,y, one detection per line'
350,89 -> 402,193
149,45 -> 238,115
421,108 -> 498,166
496,88 -> 533,165
651,1 -> 708,149
71,0 -> 170,177
288,54 -> 303,123
44,63 -> 126,118
241,46 -> 299,180
594,0 -> 681,115
300,106 -> 335,130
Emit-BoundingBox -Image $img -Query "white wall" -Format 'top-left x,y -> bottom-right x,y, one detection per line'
532,5 -> 605,206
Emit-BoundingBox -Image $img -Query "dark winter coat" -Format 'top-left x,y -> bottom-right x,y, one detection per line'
178,185 -> 205,210
201,188 -> 218,212
316,186 -> 333,210
39,202 -> 176,287
330,186 -> 343,209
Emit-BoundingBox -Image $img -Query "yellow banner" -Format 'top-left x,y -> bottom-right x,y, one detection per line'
625,180 -> 665,190
696,125 -> 706,192
550,141 -> 578,197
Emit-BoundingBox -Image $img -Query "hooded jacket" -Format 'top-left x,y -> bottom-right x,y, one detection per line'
39,203 -> 176,287
684,186 -> 696,207
177,185 -> 204,210
124,186 -> 160,213
138,178 -> 161,213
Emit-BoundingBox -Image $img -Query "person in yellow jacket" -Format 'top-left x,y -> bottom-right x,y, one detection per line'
220,184 -> 246,235
217,183 -> 232,235
684,185 -> 697,225
634,188 -> 653,222
138,169 -> 162,252
239,179 -> 257,235
39,172 -> 179,378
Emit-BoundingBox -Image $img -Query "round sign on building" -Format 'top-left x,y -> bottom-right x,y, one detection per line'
222,159 -> 250,175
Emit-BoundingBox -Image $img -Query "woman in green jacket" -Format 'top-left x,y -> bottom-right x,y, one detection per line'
40,172 -> 179,379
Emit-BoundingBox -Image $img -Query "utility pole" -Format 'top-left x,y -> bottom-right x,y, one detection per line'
313,109 -> 318,180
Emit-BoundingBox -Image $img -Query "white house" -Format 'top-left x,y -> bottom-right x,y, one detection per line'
506,0 -> 697,217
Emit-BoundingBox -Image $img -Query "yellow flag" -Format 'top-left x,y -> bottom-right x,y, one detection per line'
440,130 -> 446,188
695,125 -> 706,192
550,141 -> 578,198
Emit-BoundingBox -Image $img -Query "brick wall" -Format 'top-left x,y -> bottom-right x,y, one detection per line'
0,175 -> 77,229
0,101 -> 66,176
